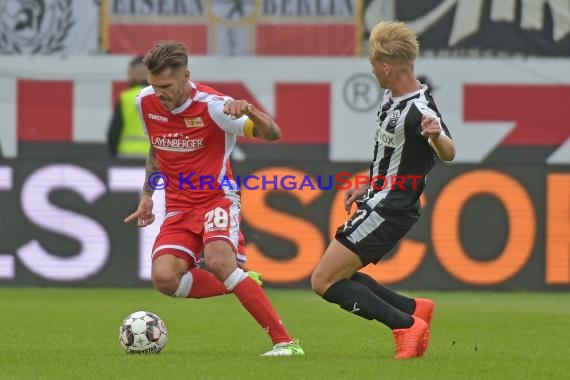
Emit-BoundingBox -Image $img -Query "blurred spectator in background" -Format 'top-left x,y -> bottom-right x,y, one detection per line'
107,56 -> 150,158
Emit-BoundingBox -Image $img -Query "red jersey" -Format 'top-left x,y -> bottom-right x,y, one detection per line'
136,81 -> 247,211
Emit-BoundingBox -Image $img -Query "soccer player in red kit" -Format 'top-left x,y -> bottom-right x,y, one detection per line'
124,41 -> 303,357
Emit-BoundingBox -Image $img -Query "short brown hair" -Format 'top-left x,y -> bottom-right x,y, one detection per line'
144,41 -> 188,75
369,21 -> 419,69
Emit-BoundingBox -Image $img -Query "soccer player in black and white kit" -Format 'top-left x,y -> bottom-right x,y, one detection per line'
311,21 -> 455,359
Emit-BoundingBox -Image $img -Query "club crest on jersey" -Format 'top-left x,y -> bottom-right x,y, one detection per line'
184,117 -> 205,128
376,128 -> 396,148
389,110 -> 400,127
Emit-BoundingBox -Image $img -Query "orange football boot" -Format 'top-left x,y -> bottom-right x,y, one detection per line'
412,298 -> 435,357
413,298 -> 435,326
392,316 -> 428,359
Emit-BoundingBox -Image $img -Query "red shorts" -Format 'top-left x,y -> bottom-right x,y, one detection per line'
152,197 -> 246,267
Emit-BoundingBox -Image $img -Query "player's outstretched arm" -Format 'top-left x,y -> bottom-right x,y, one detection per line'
223,99 -> 281,141
124,147 -> 158,227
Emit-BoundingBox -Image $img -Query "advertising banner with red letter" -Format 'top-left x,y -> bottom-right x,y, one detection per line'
0,158 -> 569,290
2,55 -> 569,163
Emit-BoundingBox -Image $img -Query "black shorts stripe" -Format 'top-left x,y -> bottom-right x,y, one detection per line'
335,206 -> 416,265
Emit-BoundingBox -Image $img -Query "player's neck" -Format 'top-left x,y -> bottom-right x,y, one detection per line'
175,82 -> 193,108
389,73 -> 421,98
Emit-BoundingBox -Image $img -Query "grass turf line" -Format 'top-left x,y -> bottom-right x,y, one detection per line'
1,289 -> 569,380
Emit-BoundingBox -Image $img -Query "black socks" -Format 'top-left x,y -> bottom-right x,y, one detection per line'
351,272 -> 416,315
322,279 -> 413,329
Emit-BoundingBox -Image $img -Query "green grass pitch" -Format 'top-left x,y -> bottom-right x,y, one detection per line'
1,288 -> 569,379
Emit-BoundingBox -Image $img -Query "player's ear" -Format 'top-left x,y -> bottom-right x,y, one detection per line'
183,69 -> 190,81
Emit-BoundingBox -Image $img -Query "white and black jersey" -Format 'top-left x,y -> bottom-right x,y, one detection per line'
365,84 -> 451,217
335,85 -> 452,264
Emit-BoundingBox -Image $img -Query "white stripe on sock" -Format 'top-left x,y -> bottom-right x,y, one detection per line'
173,272 -> 193,298
223,268 -> 247,291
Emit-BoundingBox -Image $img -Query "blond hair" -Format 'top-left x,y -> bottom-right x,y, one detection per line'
369,21 -> 419,70
144,41 -> 188,75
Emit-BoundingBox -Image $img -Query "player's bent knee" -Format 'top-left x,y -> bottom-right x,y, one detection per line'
310,270 -> 329,296
151,253 -> 189,296
151,270 -> 180,296
152,276 -> 179,296
205,255 -> 236,280
204,241 -> 237,280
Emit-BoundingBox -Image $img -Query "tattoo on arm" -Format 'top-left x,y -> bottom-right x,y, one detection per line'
266,121 -> 280,140
245,105 -> 281,141
142,148 -> 159,196
253,121 -> 280,141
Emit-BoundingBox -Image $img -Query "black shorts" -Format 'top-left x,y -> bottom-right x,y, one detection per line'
335,202 -> 418,265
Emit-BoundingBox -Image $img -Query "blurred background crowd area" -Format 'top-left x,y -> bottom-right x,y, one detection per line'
1,0 -> 569,161
3,0 -> 568,57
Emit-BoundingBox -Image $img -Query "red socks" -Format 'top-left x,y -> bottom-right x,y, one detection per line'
187,268 -> 228,298
179,267 -> 292,345
232,276 -> 292,344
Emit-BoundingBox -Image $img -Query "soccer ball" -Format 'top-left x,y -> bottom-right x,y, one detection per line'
119,311 -> 168,354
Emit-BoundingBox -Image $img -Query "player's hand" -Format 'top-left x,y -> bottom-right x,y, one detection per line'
223,99 -> 253,119
124,195 -> 155,227
344,184 -> 368,214
421,115 -> 442,140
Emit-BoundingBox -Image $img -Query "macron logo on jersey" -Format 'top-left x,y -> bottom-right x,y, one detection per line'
148,113 -> 169,123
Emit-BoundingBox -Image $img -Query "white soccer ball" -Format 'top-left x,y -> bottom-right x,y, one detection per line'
119,311 -> 168,354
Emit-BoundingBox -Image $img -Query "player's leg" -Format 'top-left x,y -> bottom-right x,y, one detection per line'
151,249 -> 230,298
203,239 -> 303,356
311,239 -> 414,330
350,272 -> 435,327
349,271 -> 435,357
150,247 -> 262,296
151,253 -> 189,296
151,212 -> 228,299
236,229 -> 263,285
350,272 -> 414,314
312,207 -> 427,359
188,230 -> 262,287
344,210 -> 436,348
201,200 -> 302,356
